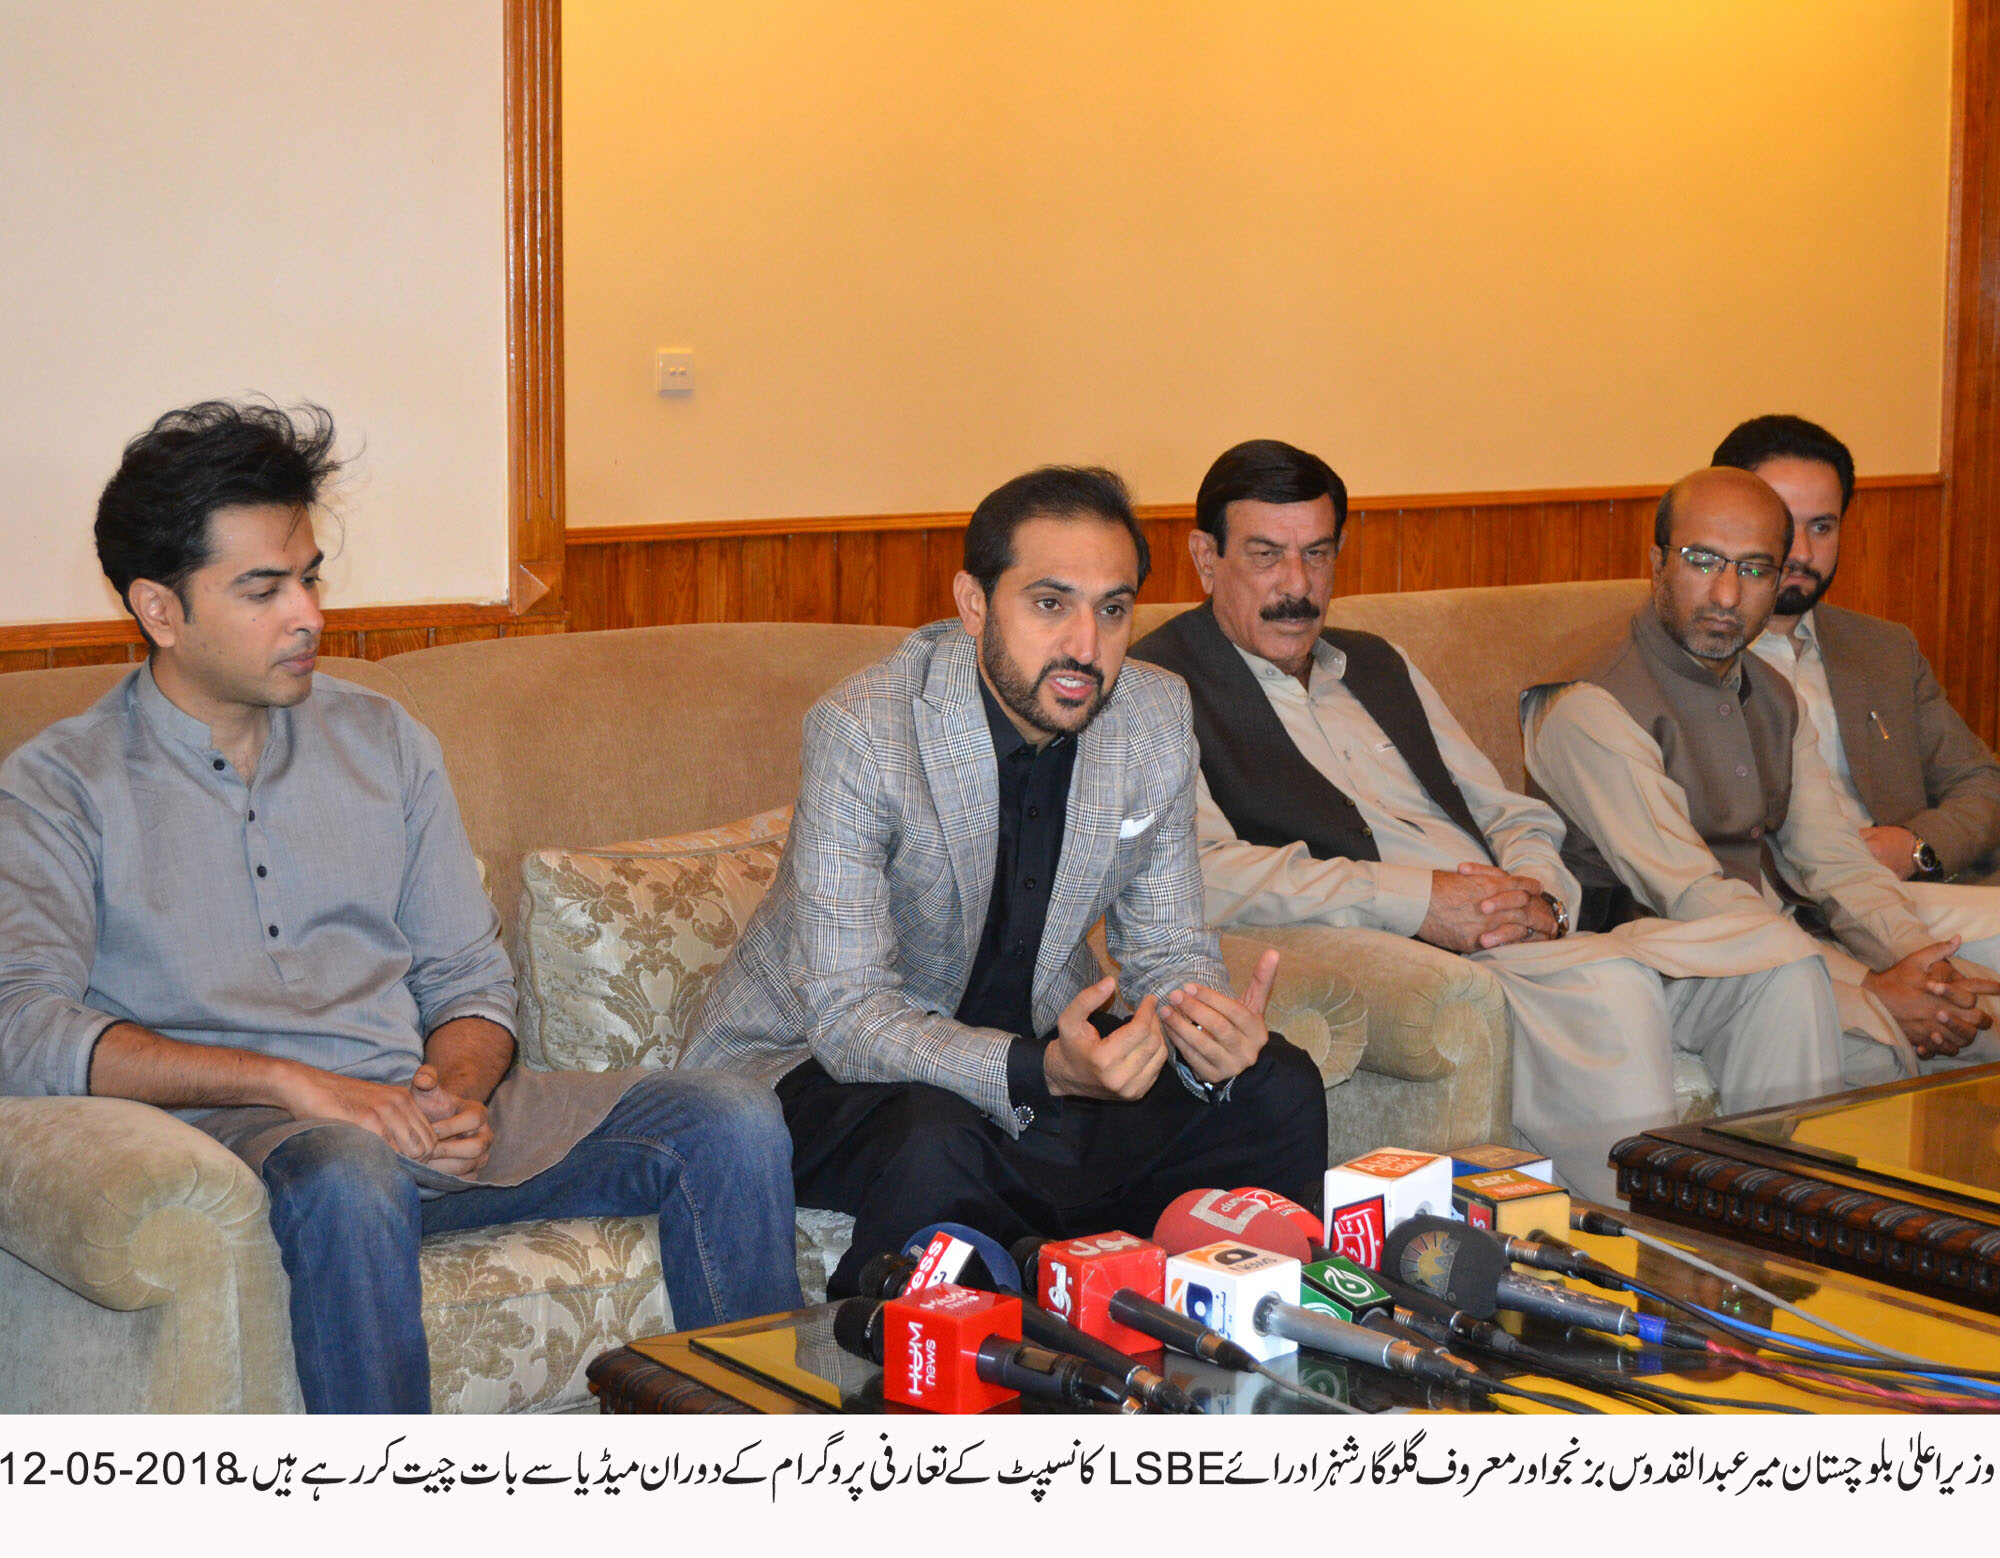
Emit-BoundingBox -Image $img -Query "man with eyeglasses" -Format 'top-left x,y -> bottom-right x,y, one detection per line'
1525,467 -> 2000,1085
1716,414 -> 2000,887
1132,442 -> 1840,1202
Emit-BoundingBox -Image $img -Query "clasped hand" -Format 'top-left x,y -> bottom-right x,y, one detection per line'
1418,861 -> 1560,953
283,1064 -> 494,1176
1863,935 -> 2000,1060
1042,948 -> 1280,1100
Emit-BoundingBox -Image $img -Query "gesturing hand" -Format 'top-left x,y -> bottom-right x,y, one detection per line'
1042,975 -> 1170,1101
1158,947 -> 1280,1086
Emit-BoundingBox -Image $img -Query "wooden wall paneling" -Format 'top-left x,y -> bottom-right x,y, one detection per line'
923,529 -> 965,624
835,531 -> 880,623
785,533 -> 839,622
505,619 -> 568,638
1502,502 -> 1547,585
694,539 -> 739,622
430,625 -> 506,647
1608,496 -> 1656,579
738,535 -> 785,621
1398,506 -> 1465,593
504,0 -> 565,622
1942,0 -> 2000,744
48,645 -> 135,669
657,539 -> 698,625
359,628 -> 432,659
876,531 -> 928,625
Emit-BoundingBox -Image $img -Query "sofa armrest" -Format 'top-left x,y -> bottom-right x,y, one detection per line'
1224,925 -> 1508,1083
1218,928 -> 1367,1088
0,1096 -> 274,1309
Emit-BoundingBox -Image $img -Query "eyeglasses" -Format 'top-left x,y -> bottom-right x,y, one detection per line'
1674,546 -> 1778,585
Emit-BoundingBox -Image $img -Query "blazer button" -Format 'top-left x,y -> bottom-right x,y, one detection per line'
1735,765 -> 1749,778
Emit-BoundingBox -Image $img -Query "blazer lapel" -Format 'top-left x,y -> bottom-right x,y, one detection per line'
1034,698 -> 1124,1019
917,630 -> 1000,963
1814,610 -> 1882,810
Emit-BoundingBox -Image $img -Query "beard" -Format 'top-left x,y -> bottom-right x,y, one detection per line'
980,617 -> 1110,738
1775,561 -> 1836,618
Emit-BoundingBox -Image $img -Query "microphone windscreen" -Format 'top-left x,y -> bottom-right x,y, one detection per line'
899,1222 -> 1023,1292
1383,1215 -> 1506,1316
832,1296 -> 884,1363
1153,1189 -> 1313,1262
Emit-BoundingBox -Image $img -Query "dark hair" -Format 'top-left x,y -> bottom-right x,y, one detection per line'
96,400 -> 340,637
962,465 -> 1150,596
1194,439 -> 1348,553
1711,414 -> 1855,512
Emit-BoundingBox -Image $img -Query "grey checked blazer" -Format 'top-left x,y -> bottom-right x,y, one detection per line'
683,620 -> 1226,1133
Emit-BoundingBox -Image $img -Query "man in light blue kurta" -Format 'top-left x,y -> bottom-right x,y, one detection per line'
0,401 -> 801,1412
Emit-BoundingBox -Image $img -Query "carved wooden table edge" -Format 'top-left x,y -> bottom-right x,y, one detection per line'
1610,1131 -> 2000,1315
586,1344 -> 759,1414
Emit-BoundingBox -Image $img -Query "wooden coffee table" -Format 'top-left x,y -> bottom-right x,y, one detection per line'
1611,1062 -> 2000,1314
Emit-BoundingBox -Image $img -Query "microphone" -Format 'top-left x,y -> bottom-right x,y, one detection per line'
833,1291 -> 1138,1411
1153,1188 -> 1314,1262
1253,1296 -> 1477,1388
1109,1289 -> 1263,1374
1034,1231 -> 1168,1352
1227,1187 -> 1325,1246
1384,1216 -> 1707,1349
873,1230 -> 1196,1413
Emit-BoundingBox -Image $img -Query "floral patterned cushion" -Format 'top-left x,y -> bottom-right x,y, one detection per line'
420,1216 -> 668,1414
514,807 -> 792,1072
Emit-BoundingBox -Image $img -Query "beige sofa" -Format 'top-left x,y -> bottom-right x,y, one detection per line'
0,580 -> 1650,1413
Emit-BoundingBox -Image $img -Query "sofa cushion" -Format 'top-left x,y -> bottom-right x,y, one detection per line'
514,806 -> 792,1072
419,1215 -> 668,1414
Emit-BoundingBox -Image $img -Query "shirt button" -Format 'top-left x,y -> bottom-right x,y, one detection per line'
1749,826 -> 1763,840
268,925 -> 279,938
247,809 -> 256,822
212,759 -> 225,771
1735,765 -> 1749,779
256,866 -> 268,878
1012,941 -> 1026,957
1023,876 -> 1037,891
1718,703 -> 1733,717
1027,806 -> 1039,819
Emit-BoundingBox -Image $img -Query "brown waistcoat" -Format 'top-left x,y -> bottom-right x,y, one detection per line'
1559,605 -> 1800,928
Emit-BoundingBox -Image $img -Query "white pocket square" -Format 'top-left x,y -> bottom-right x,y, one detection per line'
1118,812 -> 1157,839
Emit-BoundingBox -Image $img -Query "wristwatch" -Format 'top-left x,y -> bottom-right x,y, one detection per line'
1911,837 -> 1944,881
1538,891 -> 1571,939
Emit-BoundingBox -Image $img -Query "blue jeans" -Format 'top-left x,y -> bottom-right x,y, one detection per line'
259,1069 -> 803,1413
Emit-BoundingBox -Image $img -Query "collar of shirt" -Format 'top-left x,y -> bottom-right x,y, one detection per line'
1755,609 -> 1821,660
132,659 -> 292,772
1229,634 -> 1347,692
974,672 -> 1072,762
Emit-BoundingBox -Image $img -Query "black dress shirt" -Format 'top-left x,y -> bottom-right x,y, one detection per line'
954,678 -> 1076,1120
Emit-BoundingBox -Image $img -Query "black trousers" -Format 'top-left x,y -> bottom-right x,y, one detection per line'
778,1029 -> 1329,1295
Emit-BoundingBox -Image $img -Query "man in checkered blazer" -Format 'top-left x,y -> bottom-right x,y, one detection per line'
687,466 -> 1328,1294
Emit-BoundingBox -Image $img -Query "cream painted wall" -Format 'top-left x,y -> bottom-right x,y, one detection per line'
565,0 -> 1953,526
0,0 -> 509,627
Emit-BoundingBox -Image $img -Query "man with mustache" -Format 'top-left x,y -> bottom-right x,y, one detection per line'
1525,466 -> 2000,1081
1131,442 -> 1836,1203
1716,414 -> 2000,887
688,465 -> 1327,1295
0,402 -> 803,1411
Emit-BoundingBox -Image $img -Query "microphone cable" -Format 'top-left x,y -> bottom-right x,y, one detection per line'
1564,1211 -> 2000,1380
